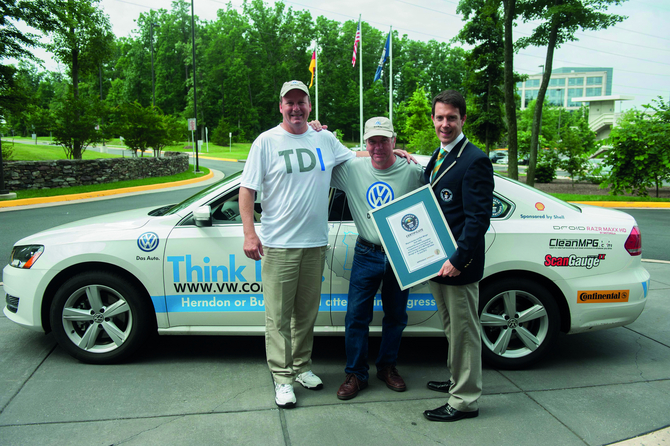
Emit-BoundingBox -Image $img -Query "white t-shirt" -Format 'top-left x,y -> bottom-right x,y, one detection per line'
240,125 -> 355,248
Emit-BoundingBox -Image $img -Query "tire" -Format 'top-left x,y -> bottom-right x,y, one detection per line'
479,278 -> 560,369
50,271 -> 153,364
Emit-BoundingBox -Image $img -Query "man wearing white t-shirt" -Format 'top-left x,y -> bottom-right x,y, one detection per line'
239,80 -> 361,408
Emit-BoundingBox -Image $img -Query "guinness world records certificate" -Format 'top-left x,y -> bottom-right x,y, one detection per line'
369,184 -> 457,290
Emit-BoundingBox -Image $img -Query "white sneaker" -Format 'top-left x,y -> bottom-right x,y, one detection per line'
296,370 -> 324,390
274,383 -> 296,408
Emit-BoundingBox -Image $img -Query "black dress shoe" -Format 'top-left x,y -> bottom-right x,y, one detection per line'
426,380 -> 453,393
423,404 -> 479,422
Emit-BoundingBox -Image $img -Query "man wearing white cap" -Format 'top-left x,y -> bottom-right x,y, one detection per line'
240,80 -> 376,408
330,117 -> 424,400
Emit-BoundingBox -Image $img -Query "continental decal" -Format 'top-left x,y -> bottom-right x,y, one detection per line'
544,253 -> 605,269
578,290 -> 629,303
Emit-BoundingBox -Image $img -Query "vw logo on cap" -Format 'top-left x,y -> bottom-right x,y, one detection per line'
137,232 -> 159,252
367,182 -> 394,208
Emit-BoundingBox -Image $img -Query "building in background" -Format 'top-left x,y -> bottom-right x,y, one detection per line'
517,67 -> 633,140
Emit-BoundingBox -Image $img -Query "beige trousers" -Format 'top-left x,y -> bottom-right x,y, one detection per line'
262,246 -> 327,384
429,281 -> 482,412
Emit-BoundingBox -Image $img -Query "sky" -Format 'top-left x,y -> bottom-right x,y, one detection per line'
28,0 -> 670,111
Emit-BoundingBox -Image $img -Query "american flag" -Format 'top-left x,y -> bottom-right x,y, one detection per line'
352,19 -> 361,67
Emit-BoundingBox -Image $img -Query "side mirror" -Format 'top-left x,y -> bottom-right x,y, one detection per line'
193,205 -> 212,227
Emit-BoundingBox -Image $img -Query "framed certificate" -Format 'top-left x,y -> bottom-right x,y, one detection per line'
369,184 -> 457,290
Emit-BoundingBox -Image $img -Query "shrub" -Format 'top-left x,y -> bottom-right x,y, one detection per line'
534,163 -> 556,183
1,141 -> 14,161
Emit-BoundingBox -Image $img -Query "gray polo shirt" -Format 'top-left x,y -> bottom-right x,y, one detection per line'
331,156 -> 425,245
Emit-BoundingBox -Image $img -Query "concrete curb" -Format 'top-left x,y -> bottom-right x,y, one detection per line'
0,169 -> 214,209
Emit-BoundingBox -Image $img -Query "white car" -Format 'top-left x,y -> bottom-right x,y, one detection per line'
3,170 -> 650,369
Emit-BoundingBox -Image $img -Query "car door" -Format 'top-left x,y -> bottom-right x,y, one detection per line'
162,186 -> 334,330
325,188 -> 440,328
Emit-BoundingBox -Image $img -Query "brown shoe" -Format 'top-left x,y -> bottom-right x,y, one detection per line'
376,366 -> 406,392
337,373 -> 368,400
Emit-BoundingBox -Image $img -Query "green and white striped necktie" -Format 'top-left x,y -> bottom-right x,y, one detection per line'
430,148 -> 447,183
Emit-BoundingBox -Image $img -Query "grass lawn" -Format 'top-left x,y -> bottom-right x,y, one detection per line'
2,140 -> 210,200
14,165 -> 210,199
3,141 -> 119,161
3,135 -> 361,161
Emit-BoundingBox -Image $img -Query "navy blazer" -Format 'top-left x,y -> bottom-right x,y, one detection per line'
424,136 -> 494,285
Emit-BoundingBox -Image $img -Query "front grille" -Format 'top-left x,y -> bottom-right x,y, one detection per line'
5,294 -> 19,313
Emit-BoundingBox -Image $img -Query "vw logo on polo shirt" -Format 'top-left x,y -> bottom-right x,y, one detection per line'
137,232 -> 159,252
440,188 -> 453,203
367,182 -> 394,209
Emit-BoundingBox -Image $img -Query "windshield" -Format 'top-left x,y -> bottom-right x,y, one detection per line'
163,171 -> 243,216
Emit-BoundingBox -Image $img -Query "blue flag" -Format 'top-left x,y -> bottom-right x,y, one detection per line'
373,31 -> 391,83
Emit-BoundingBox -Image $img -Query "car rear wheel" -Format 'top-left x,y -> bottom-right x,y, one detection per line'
50,271 -> 152,364
479,278 -> 559,369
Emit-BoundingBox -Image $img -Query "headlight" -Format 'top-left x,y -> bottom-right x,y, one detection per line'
10,245 -> 44,269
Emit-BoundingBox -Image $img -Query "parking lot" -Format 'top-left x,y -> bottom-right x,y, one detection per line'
0,261 -> 668,445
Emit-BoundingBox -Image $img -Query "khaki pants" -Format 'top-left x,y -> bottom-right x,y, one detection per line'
429,281 -> 482,412
262,246 -> 327,384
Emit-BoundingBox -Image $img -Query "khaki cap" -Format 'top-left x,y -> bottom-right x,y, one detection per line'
280,80 -> 310,100
364,117 -> 395,140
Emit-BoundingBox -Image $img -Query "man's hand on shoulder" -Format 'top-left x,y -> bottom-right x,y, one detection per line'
394,149 -> 418,164
308,120 -> 328,132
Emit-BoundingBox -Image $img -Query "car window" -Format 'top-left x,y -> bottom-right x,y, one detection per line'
328,188 -> 353,222
208,190 -> 262,225
492,194 -> 514,219
164,171 -> 243,216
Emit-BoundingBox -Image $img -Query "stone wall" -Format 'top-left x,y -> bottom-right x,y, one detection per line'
1,152 -> 189,192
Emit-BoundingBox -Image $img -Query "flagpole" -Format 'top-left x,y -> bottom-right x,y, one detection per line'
389,27 -> 393,124
358,15 -> 363,148
315,45 -> 319,120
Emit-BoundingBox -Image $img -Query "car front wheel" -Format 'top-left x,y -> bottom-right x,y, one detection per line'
479,278 -> 560,369
50,271 -> 152,364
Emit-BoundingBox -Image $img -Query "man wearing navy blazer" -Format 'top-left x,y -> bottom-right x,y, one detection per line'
422,90 -> 494,422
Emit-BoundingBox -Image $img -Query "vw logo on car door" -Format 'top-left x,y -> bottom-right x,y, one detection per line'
137,232 -> 159,252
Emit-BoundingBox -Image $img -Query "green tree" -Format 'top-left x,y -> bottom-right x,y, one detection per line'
556,106 -> 596,185
50,94 -> 104,159
45,0 -> 114,100
403,87 -> 438,155
0,0 -> 59,178
502,0 -> 520,180
108,102 -> 182,157
606,98 -> 670,197
518,0 -> 626,186
42,0 -> 114,158
458,0 -> 506,154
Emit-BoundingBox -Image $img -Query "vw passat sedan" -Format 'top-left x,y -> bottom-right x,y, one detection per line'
3,170 -> 650,369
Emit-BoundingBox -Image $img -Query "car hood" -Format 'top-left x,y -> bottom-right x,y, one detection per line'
15,207 -> 159,245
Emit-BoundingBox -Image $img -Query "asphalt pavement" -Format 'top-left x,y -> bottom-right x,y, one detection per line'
0,260 -> 668,446
1,162 -> 669,445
